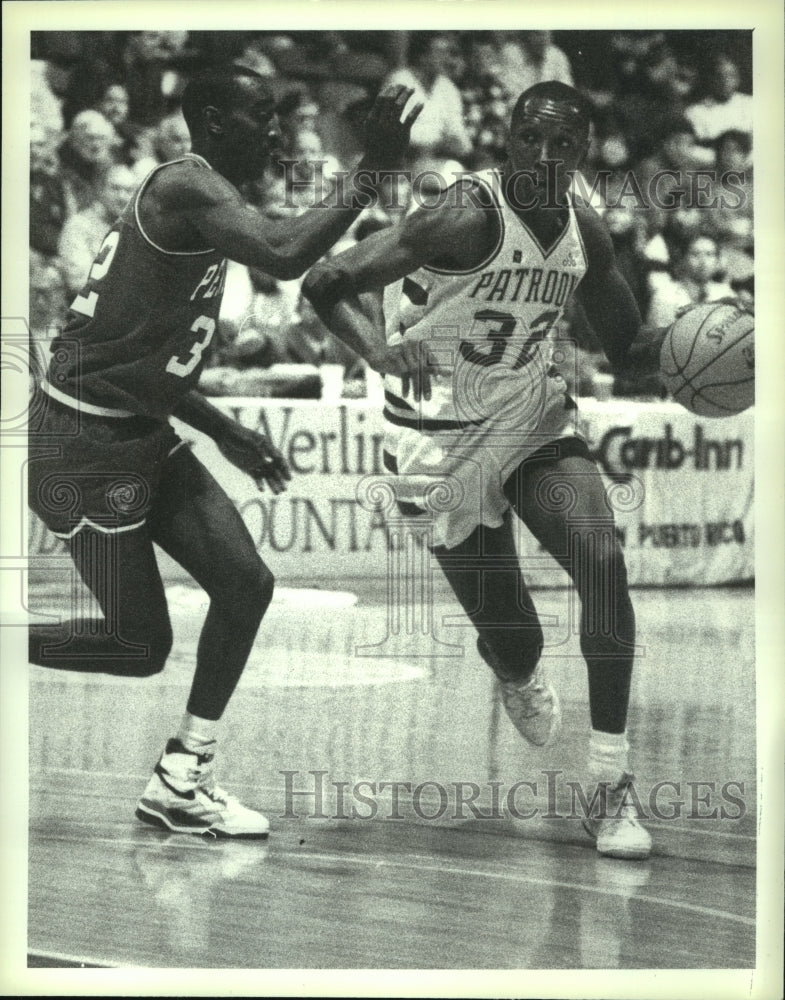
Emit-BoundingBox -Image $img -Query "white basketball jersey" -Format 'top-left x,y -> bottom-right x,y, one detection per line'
382,168 -> 588,435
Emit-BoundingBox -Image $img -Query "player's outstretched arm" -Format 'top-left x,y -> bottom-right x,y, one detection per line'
178,85 -> 422,280
303,197 -> 487,400
173,390 -> 291,493
574,206 -> 665,376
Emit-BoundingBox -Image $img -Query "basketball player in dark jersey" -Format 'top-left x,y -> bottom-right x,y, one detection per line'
28,66 -> 423,838
304,81 -> 668,860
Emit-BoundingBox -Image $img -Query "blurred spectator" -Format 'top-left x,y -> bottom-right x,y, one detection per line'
234,36 -> 278,78
659,204 -> 713,266
615,43 -> 694,163
30,122 -> 68,258
685,54 -> 752,163
284,294 -> 364,380
131,112 -> 192,179
276,90 -> 321,154
284,129 -> 344,213
57,164 -> 137,294
602,205 -> 653,315
216,261 -> 295,370
29,252 -> 69,338
92,80 -> 141,165
155,112 -> 192,161
730,275 -> 754,313
121,31 -> 194,127
710,130 -> 753,285
646,233 -> 735,328
459,38 -> 512,170
95,80 -> 130,130
384,32 -> 472,174
31,60 -> 65,146
492,30 -> 573,97
58,110 -> 118,215
633,115 -> 707,244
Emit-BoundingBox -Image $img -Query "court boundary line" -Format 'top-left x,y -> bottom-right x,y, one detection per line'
26,947 -> 121,968
28,837 -> 757,930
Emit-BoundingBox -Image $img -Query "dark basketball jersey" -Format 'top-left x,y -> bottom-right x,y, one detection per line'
46,154 -> 227,420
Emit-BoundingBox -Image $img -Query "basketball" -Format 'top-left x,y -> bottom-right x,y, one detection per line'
659,302 -> 754,417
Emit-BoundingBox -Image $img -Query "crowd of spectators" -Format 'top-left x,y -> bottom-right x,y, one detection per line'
29,29 -> 753,401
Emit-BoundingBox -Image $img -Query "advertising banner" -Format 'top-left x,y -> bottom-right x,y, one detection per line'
28,398 -> 754,588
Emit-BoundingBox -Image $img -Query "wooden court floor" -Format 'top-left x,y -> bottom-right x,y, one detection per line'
23,580 -> 757,972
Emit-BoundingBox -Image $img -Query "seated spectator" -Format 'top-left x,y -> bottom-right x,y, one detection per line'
57,164 -> 137,294
602,205 -> 653,316
121,30 -> 194,127
730,275 -> 754,314
384,32 -> 472,176
29,252 -> 69,340
31,59 -> 65,148
659,203 -> 716,270
459,39 -> 513,170
234,36 -> 278,78
58,109 -> 118,215
285,128 -> 345,213
132,112 -> 192,179
216,261 -> 294,370
30,122 -> 67,259
93,80 -> 141,166
646,233 -> 736,328
276,89 -> 321,154
709,129 -> 754,284
493,30 -> 573,97
284,294 -> 365,381
156,112 -> 192,160
685,53 -> 752,164
96,80 -> 130,130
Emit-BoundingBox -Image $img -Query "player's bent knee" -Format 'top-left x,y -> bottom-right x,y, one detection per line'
218,555 -> 274,621
113,619 -> 173,677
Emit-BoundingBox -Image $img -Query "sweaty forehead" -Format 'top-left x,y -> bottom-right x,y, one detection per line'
515,96 -> 589,137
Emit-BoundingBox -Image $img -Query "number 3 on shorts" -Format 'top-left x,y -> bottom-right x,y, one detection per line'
166,316 -> 215,378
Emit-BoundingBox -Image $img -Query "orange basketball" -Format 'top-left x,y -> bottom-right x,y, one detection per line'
659,302 -> 754,417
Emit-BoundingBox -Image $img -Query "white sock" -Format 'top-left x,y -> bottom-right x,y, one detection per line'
176,712 -> 219,754
587,730 -> 629,785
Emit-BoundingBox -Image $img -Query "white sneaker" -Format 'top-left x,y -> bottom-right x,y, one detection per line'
582,772 -> 651,860
499,663 -> 561,747
136,739 -> 270,839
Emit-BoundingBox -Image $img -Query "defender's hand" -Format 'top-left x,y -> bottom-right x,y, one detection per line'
217,424 -> 291,494
361,85 -> 423,173
376,337 -> 447,403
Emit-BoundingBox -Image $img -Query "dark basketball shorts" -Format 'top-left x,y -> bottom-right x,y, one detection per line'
28,392 -> 187,539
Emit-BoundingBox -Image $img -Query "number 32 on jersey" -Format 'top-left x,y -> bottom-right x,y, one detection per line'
71,229 -> 216,380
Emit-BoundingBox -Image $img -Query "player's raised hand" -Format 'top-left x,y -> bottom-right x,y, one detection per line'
217,423 -> 292,494
360,84 -> 423,172
379,336 -> 447,402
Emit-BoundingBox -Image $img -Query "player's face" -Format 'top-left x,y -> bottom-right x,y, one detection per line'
224,80 -> 282,178
507,110 -> 588,205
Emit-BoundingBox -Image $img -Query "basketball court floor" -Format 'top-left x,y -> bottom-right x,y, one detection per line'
15,574 -> 762,980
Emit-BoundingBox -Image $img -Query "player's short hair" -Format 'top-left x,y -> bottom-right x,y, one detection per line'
511,81 -> 593,134
181,65 -> 271,135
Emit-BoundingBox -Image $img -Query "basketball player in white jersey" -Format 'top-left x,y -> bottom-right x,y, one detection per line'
304,81 -> 661,860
